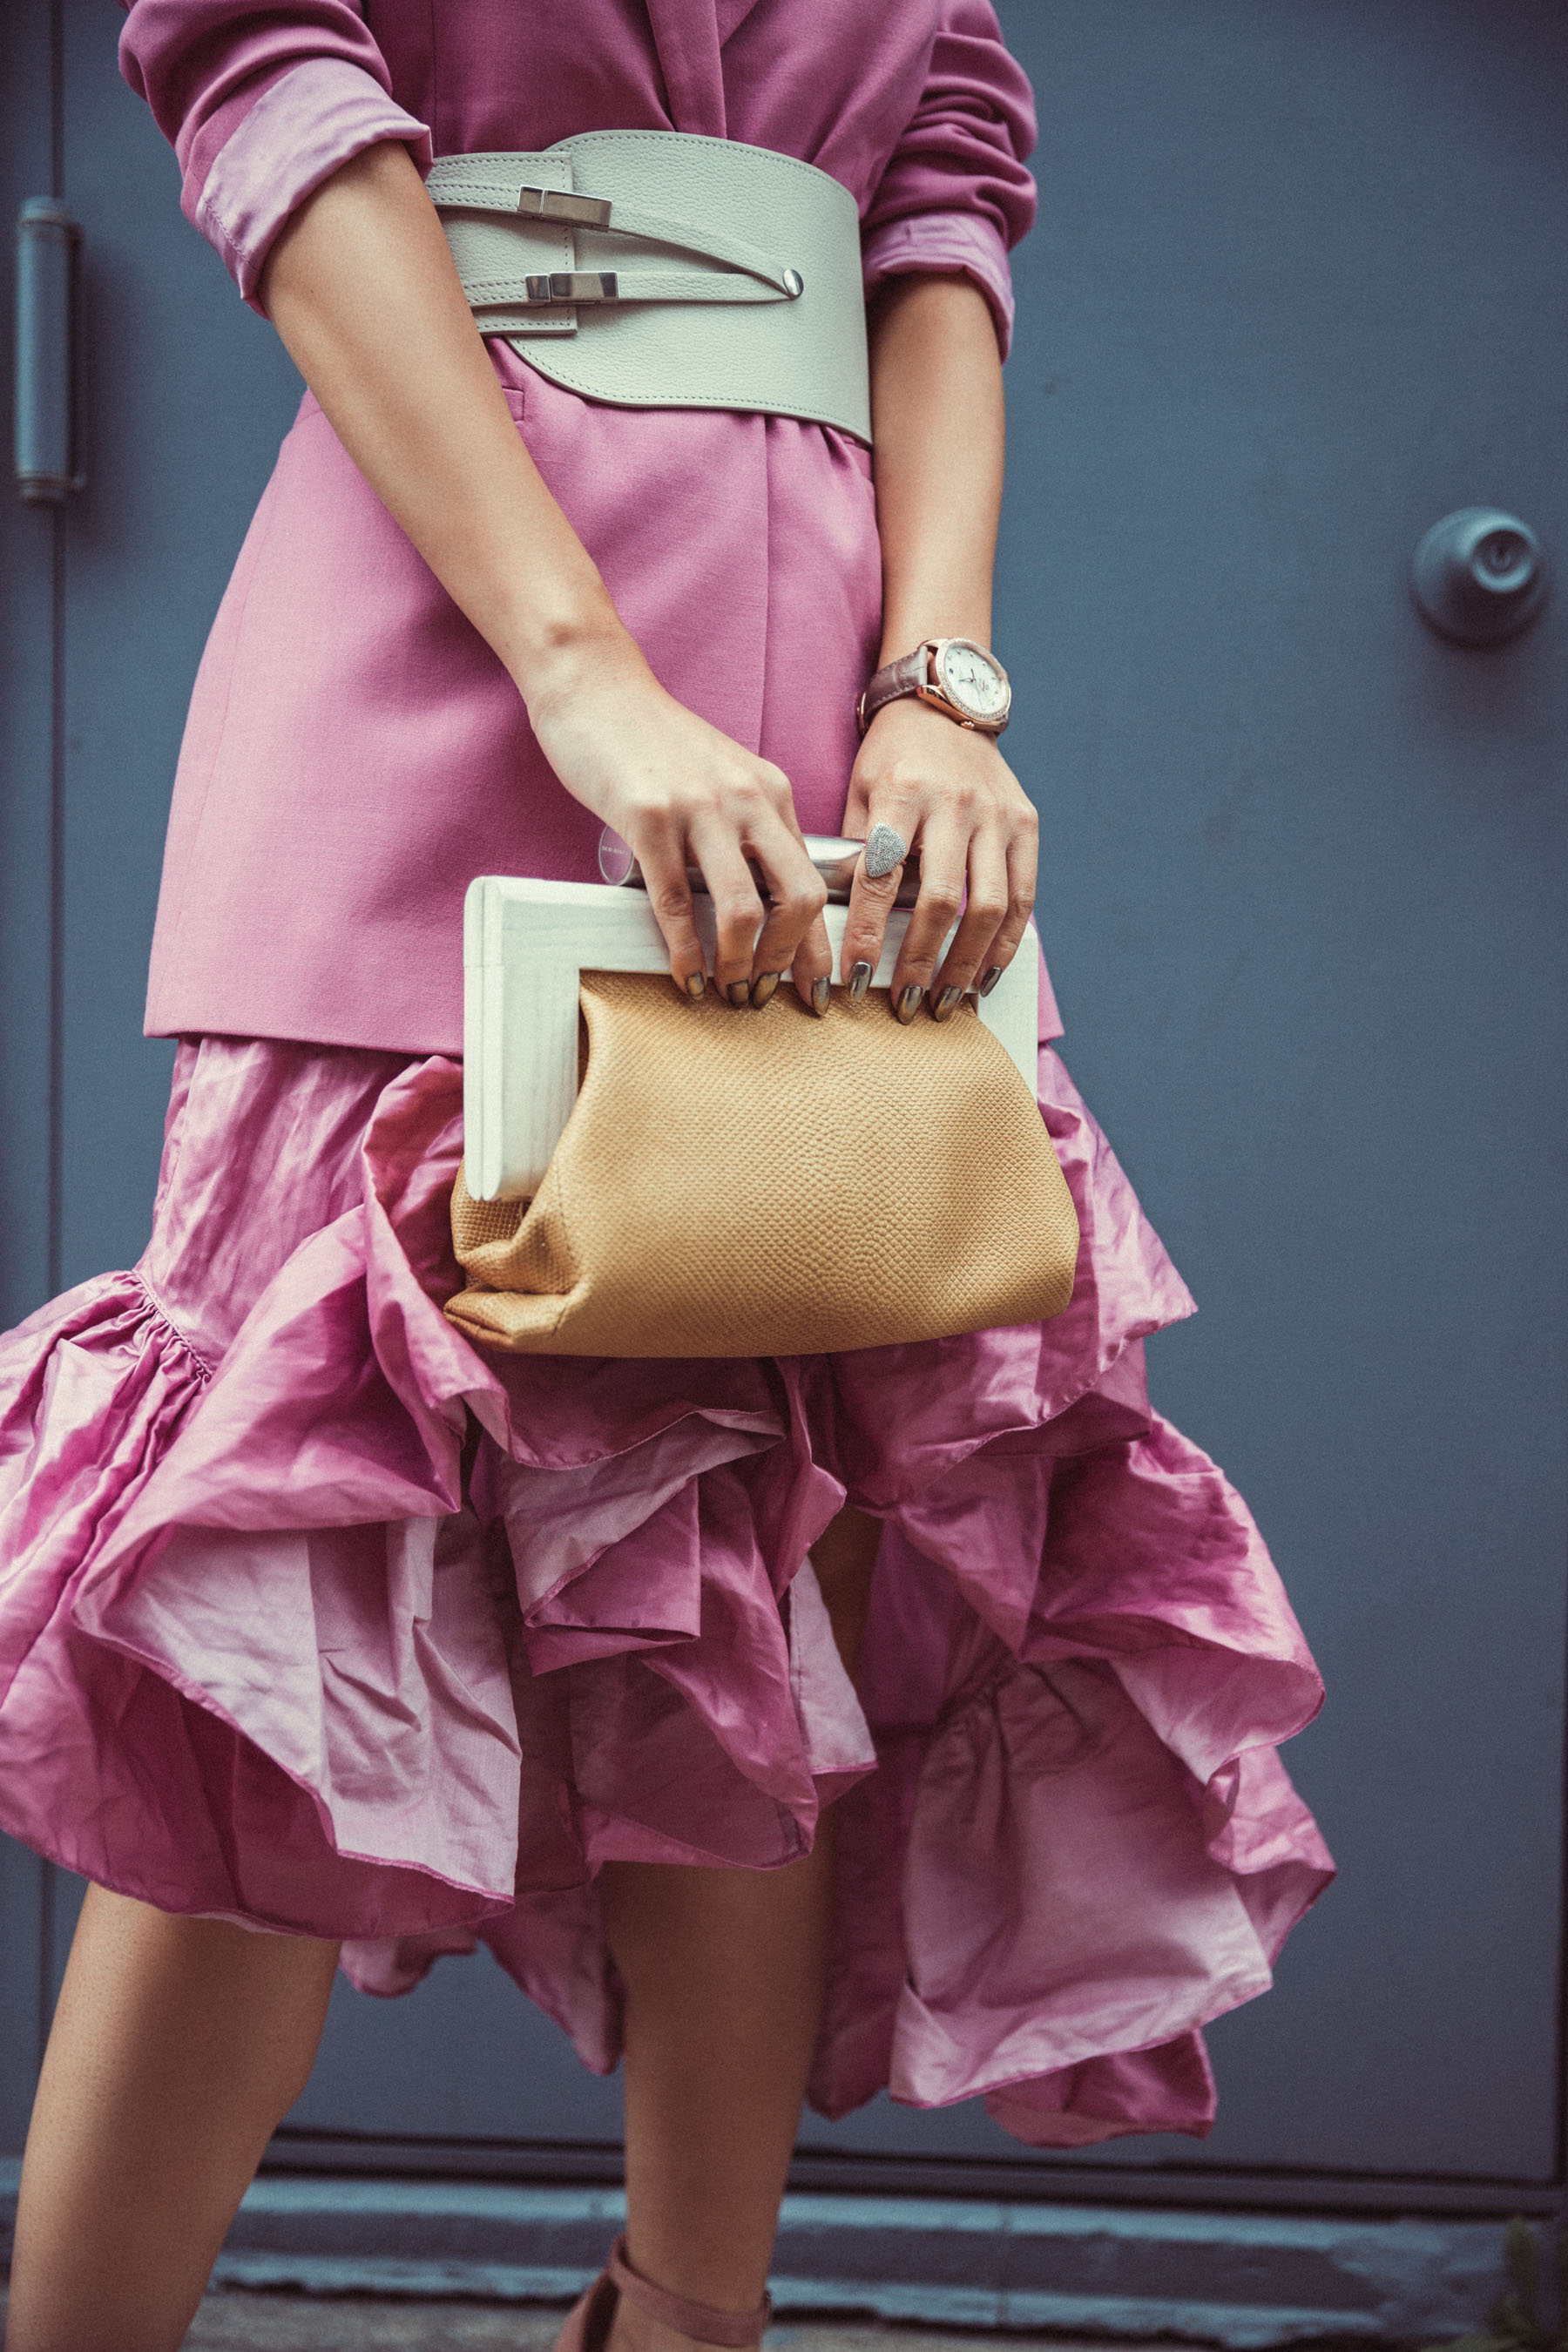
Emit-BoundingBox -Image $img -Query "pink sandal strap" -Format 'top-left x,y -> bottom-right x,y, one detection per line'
607,2235 -> 772,2347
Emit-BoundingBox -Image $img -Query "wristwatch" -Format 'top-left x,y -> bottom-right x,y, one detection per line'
856,638 -> 1011,737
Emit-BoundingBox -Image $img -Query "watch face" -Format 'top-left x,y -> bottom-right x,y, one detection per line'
935,639 -> 1010,724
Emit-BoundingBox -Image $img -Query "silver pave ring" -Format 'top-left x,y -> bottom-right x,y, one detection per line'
862,823 -> 909,882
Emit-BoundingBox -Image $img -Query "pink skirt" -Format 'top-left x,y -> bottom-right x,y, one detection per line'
0,1031 -> 1332,2149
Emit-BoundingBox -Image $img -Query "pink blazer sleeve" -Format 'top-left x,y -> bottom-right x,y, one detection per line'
861,0 -> 1037,356
118,0 -> 432,312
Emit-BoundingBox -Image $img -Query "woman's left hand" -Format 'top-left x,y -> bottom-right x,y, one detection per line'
839,697 -> 1039,1020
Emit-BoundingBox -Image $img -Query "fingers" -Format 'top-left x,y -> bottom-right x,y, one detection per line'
531,676 -> 838,1010
843,812 -> 1037,1023
789,909 -> 835,1016
636,816 -> 711,1001
887,816 -> 966,1018
842,709 -> 1040,1023
928,828 -> 1010,1010
681,828 -> 765,1002
618,697 -> 1037,1025
974,821 -> 1041,1001
742,819 -> 830,1010
684,802 -> 828,1007
838,805 -> 912,997
891,812 -> 1037,1019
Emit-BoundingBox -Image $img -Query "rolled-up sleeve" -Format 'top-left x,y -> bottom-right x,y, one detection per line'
862,0 -> 1037,357
118,0 -> 432,311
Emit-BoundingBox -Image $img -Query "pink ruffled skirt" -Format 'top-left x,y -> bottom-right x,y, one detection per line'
0,1031 -> 1331,2148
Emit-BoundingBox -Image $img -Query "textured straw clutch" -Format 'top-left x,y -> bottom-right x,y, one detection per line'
446,874 -> 1078,1358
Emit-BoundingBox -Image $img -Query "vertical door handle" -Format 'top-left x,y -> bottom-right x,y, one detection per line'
15,198 -> 84,504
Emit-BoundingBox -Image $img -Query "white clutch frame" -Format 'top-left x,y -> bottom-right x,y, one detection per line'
463,876 -> 1042,1201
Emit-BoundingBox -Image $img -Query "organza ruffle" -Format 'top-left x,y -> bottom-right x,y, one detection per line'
0,1033 -> 1332,2146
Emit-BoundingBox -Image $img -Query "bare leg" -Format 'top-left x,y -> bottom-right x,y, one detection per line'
4,1884 -> 339,2352
601,1505 -> 881,2352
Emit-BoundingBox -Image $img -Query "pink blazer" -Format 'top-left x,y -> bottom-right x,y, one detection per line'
120,0 -> 1037,1054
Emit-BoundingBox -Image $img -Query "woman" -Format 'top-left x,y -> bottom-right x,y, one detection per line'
0,4 -> 1333,2349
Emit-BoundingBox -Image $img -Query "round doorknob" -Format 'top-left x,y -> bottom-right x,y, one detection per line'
1410,507 -> 1549,645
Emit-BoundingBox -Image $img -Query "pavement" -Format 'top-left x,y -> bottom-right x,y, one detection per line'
0,2291 -> 1132,2351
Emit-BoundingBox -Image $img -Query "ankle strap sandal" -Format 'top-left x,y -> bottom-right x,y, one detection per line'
554,2234 -> 773,2352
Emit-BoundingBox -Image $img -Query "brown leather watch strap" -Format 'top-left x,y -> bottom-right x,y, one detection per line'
856,643 -> 932,734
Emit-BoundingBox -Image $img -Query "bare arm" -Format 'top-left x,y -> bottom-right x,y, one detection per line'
843,274 -> 1038,1014
259,141 -> 828,1006
260,151 -> 1035,1015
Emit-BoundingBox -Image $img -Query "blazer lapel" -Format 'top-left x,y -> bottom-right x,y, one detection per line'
643,0 -> 727,137
714,0 -> 761,42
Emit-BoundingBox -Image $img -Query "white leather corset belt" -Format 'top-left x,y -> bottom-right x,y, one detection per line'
427,130 -> 872,444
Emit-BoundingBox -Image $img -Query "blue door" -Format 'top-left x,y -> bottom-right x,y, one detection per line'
3,0 -> 1565,2206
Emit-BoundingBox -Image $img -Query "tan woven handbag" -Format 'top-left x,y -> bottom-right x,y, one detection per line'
445,963 -> 1079,1359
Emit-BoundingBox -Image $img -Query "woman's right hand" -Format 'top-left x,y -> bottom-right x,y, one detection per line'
525,631 -> 833,1012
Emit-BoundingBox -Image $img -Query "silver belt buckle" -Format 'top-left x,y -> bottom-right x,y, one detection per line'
517,185 -> 612,231
523,271 -> 618,306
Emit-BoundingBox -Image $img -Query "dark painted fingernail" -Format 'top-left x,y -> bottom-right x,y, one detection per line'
896,984 -> 923,1024
750,970 -> 783,1009
848,961 -> 873,1002
811,975 -> 831,1017
931,984 -> 963,1023
978,965 -> 1004,997
726,980 -> 751,1008
685,972 -> 706,999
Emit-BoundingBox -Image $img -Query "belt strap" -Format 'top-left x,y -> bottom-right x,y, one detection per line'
428,153 -> 803,309
457,267 -> 796,309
